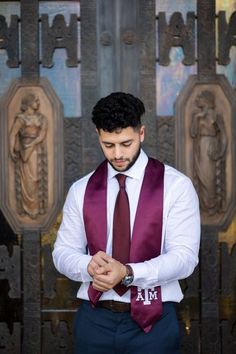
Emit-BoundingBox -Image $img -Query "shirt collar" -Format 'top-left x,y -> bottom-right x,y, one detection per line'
107,149 -> 148,180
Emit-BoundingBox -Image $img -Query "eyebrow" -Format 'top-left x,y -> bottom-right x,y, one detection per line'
102,139 -> 133,144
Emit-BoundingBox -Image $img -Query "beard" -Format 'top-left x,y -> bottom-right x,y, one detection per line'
108,146 -> 141,172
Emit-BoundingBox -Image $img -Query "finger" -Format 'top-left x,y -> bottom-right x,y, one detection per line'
101,253 -> 113,263
92,284 -> 109,292
94,266 -> 107,275
94,253 -> 112,267
93,274 -> 110,282
93,274 -> 117,290
92,279 -> 111,292
88,260 -> 99,273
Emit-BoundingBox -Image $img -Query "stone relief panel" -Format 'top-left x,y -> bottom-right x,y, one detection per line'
7,87 -> 52,225
9,92 -> 48,219
0,78 -> 64,233
175,75 -> 236,228
190,90 -> 227,216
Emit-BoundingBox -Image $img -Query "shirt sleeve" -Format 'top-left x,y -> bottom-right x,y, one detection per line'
129,176 -> 201,289
52,183 -> 93,282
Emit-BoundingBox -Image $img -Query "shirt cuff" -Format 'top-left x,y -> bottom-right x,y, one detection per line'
128,262 -> 150,288
79,255 -> 93,282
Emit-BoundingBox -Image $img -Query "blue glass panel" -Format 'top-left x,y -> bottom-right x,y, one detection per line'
41,51 -> 81,118
39,2 -> 81,117
156,0 -> 197,116
0,2 -> 20,97
156,0 -> 196,17
156,50 -> 197,116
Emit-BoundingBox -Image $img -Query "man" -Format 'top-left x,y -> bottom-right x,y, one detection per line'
53,92 -> 200,354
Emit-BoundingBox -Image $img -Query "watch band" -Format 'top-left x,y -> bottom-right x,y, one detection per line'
121,264 -> 134,286
125,264 -> 134,277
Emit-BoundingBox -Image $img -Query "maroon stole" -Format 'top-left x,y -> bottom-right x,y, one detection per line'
83,158 -> 164,333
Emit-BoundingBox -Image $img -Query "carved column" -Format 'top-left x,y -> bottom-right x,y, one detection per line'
201,227 -> 220,353
197,2 -> 218,353
21,1 -> 41,353
139,0 -> 156,157
80,0 -> 99,173
197,0 -> 216,78
22,231 -> 41,353
21,0 -> 39,81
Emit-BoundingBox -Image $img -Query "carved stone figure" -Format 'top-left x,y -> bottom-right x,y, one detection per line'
190,90 -> 227,215
9,92 -> 48,219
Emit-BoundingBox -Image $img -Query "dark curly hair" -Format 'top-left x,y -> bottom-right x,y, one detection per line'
91,92 -> 145,132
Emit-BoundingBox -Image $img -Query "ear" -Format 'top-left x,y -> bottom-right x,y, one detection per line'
140,125 -> 145,142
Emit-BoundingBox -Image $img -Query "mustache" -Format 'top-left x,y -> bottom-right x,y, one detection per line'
111,158 -> 129,162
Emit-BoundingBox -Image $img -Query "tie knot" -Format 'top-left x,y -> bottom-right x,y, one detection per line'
116,174 -> 127,188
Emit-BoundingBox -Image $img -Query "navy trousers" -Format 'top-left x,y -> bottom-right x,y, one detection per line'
73,301 -> 180,354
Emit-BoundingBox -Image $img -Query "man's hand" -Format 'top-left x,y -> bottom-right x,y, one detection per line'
91,258 -> 126,292
87,251 -> 112,278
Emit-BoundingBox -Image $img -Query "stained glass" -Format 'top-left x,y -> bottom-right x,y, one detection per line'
156,0 -> 197,116
0,2 -> 20,98
39,2 -> 81,117
216,0 -> 236,88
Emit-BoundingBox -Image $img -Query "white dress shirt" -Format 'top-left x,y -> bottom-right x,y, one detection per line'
53,149 -> 201,303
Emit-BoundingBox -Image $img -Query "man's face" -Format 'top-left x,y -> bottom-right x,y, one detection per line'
97,126 -> 145,172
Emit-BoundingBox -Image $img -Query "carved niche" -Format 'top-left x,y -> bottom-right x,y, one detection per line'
175,75 -> 236,228
0,78 -> 64,233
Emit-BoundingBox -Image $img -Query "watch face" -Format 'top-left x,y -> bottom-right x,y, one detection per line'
122,275 -> 134,286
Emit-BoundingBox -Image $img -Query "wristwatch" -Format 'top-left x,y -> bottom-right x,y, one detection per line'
121,264 -> 134,286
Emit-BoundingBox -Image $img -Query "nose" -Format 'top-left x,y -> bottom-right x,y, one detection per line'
114,145 -> 122,159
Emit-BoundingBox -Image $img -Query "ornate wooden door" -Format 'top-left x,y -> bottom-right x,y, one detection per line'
0,1 -> 236,353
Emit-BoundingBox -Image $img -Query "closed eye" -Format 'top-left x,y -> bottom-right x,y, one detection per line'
122,141 -> 132,147
103,143 -> 114,148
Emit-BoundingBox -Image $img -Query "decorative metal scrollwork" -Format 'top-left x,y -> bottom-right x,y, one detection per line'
218,11 -> 236,65
158,12 -> 195,66
41,14 -> 78,68
0,14 -> 19,67
0,245 -> 21,298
